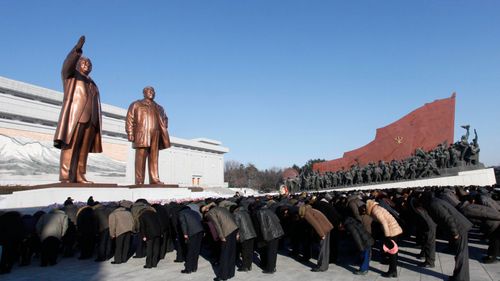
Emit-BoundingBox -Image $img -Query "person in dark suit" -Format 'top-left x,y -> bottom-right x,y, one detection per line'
109,202 -> 134,264
93,204 -> 113,262
76,205 -> 97,260
152,204 -> 169,260
231,205 -> 257,272
178,205 -> 204,274
423,192 -> 472,281
139,209 -> 162,268
36,209 -> 68,266
0,212 -> 24,274
202,204 -> 239,281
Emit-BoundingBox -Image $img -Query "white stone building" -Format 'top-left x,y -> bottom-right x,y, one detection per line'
0,76 -> 228,187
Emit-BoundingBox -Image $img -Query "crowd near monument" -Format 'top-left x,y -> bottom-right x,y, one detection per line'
0,36 -> 498,281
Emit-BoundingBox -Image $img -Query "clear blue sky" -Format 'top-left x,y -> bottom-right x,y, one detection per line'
1,1 -> 499,169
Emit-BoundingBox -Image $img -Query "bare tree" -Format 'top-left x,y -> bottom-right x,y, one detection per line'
224,160 -> 283,192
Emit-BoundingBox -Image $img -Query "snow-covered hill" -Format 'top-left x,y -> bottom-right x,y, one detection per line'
0,134 -> 125,176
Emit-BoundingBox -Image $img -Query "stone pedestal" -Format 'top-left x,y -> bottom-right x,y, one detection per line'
127,184 -> 179,189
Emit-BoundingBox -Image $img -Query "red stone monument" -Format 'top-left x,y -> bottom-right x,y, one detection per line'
314,94 -> 456,173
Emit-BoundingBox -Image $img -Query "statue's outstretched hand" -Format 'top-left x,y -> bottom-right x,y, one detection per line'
76,36 -> 86,50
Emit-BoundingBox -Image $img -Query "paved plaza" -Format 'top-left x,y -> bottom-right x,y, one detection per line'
2,232 -> 498,281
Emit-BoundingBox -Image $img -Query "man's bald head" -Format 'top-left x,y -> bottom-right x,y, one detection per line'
143,86 -> 156,100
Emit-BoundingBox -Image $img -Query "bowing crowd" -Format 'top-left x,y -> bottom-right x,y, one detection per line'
0,185 -> 499,281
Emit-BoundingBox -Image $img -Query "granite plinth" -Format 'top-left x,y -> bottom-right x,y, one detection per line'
317,167 -> 496,193
127,184 -> 179,188
34,182 -> 119,188
0,185 -> 225,209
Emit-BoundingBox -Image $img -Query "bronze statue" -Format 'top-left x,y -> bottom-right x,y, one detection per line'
126,86 -> 171,185
54,36 -> 103,184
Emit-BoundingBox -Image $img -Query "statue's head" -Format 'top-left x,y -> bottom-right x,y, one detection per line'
78,57 -> 92,75
143,86 -> 155,100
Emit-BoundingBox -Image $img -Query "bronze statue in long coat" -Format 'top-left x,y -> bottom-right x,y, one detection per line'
53,36 -> 103,183
126,86 -> 170,184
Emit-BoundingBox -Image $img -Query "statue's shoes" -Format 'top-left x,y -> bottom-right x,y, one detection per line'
76,175 -> 93,184
151,181 -> 164,185
76,178 -> 94,184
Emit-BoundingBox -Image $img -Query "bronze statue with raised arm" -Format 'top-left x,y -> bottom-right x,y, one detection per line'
126,86 -> 171,185
54,36 -> 103,184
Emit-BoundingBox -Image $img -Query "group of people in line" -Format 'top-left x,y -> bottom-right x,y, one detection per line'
0,185 -> 499,281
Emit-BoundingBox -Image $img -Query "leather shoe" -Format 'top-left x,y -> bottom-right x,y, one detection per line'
237,267 -> 249,272
381,271 -> 397,278
181,269 -> 192,274
111,261 -> 121,264
174,259 -> 184,263
482,256 -> 497,264
76,176 -> 93,184
262,269 -> 276,274
354,270 -> 368,275
311,267 -> 327,272
418,262 -> 435,268
143,265 -> 152,269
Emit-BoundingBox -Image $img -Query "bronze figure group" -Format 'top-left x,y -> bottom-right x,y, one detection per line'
53,36 -> 170,185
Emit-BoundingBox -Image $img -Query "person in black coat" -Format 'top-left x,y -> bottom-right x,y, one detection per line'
409,196 -> 437,268
252,203 -> 285,274
423,192 -> 473,281
76,205 -> 98,260
62,202 -> 78,257
0,211 -> 23,274
165,202 -> 185,262
276,204 -> 304,259
131,200 -> 149,258
344,216 -> 374,275
312,196 -> 343,263
152,204 -> 170,260
458,195 -> 500,263
94,204 -> 113,262
178,205 -> 204,273
20,214 -> 37,266
231,205 -> 257,272
139,209 -> 162,268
